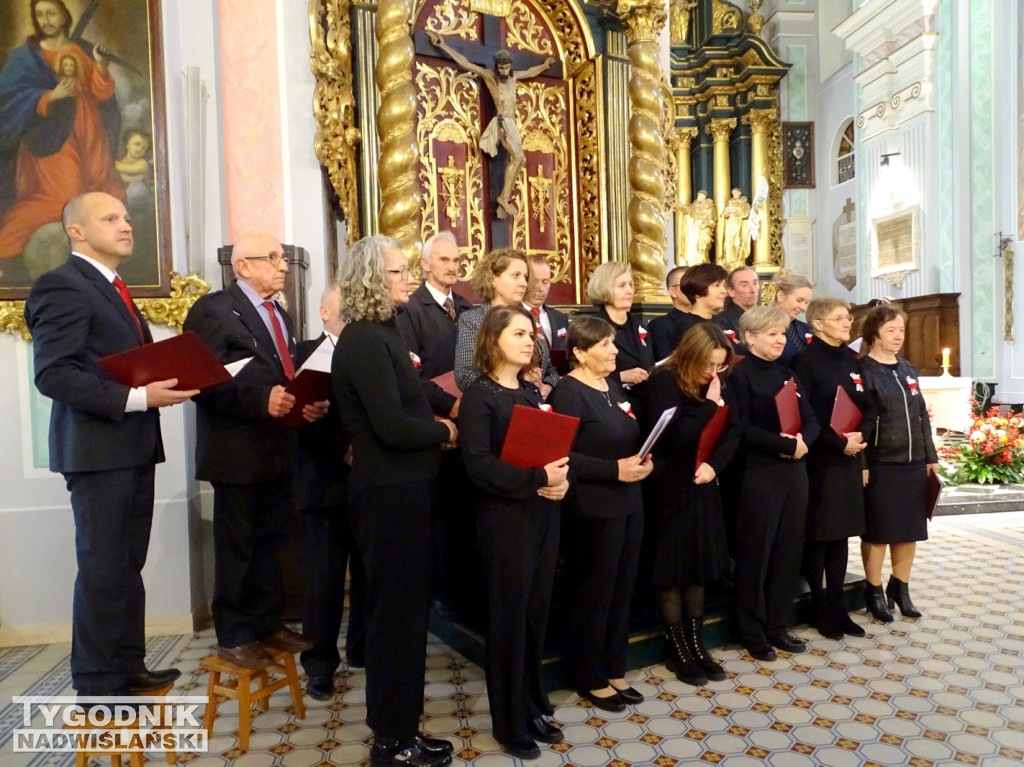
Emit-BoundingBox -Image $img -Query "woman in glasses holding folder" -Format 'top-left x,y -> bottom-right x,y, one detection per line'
549,315 -> 653,711
858,304 -> 938,622
642,322 -> 738,686
459,305 -> 570,760
794,299 -> 872,639
731,306 -> 819,662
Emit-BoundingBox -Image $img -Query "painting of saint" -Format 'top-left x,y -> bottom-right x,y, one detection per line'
0,0 -> 168,297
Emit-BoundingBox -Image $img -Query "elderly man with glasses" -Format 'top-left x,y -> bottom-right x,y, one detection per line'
184,232 -> 328,669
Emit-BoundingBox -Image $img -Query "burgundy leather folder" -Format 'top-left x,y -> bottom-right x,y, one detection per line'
830,385 -> 863,437
98,330 -> 230,391
499,404 -> 579,469
695,404 -> 730,471
774,377 -> 801,435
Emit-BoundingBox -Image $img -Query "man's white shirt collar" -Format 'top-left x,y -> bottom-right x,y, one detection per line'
424,280 -> 452,308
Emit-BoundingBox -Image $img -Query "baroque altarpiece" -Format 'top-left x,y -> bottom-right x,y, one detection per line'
310,0 -> 789,307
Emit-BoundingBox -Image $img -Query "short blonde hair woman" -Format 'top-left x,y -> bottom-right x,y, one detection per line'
770,271 -> 813,368
587,261 -> 653,397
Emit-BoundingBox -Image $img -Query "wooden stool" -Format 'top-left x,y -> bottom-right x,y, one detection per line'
200,647 -> 305,753
64,682 -> 177,767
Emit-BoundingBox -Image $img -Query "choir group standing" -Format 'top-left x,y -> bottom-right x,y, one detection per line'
330,235 -> 938,767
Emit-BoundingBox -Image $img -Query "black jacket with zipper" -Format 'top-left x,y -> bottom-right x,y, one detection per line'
860,355 -> 938,464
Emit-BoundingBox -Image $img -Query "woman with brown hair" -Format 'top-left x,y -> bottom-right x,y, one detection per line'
549,315 -> 652,711
641,322 -> 738,685
667,263 -> 730,351
858,304 -> 938,622
459,305 -> 570,760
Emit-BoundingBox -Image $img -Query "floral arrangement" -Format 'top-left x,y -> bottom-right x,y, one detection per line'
939,403 -> 1024,485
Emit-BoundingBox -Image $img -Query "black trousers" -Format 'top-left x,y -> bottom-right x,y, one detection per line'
735,460 -> 807,646
349,480 -> 434,741
66,464 -> 155,694
477,502 -> 559,745
211,479 -> 291,647
299,503 -> 366,677
565,510 -> 643,691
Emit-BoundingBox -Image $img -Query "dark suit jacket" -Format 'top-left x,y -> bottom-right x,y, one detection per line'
543,305 -> 569,350
294,335 -> 350,511
183,281 -> 298,484
25,256 -> 163,473
396,283 -> 472,414
648,307 -> 687,361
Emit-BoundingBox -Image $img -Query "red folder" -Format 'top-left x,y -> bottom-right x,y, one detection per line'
98,330 -> 230,391
499,404 -> 579,469
830,386 -> 863,437
549,348 -> 571,376
926,471 -> 943,520
775,377 -> 801,434
276,369 -> 333,429
696,404 -> 729,471
431,370 -> 462,399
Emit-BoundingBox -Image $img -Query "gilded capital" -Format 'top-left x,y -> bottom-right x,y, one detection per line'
706,117 -> 737,142
743,108 -> 778,134
617,0 -> 668,44
669,125 -> 698,151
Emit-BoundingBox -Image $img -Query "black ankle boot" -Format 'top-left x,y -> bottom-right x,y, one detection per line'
683,617 -> 726,681
886,576 -> 922,618
812,594 -> 844,639
864,583 -> 894,622
664,623 -> 708,686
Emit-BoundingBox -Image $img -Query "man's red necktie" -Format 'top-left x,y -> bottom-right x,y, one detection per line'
113,276 -> 144,341
262,300 -> 295,379
530,306 -> 547,344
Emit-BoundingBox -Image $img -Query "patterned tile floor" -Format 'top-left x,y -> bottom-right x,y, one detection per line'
2,511 -> 1024,766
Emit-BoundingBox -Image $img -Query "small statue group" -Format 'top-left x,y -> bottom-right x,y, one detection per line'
678,187 -> 757,269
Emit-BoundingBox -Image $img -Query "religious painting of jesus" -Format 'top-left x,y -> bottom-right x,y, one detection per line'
0,0 -> 169,299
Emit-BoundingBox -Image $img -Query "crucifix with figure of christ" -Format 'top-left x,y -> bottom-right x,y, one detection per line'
421,21 -> 558,222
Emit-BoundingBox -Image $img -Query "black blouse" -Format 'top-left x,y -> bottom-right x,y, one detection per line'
598,307 -> 655,387
548,375 -> 643,518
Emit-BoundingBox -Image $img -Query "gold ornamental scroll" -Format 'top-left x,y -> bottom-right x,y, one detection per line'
670,126 -> 697,266
745,107 -> 778,267
707,117 -> 736,263
310,0 -> 361,243
617,0 -> 669,302
376,0 -> 422,262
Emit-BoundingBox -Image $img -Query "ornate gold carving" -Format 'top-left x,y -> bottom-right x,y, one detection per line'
376,0 -> 423,261
767,114 -> 785,267
745,107 -> 777,134
415,63 -> 486,277
470,0 -> 511,15
529,165 -> 553,233
712,0 -> 742,34
574,58 -> 603,297
707,116 -> 737,141
437,155 -> 466,227
506,0 -> 554,55
747,0 -> 764,36
1,272 -> 211,339
310,0 -> 361,242
759,278 -> 778,306
533,0 -> 595,76
617,0 -> 668,300
426,0 -> 479,40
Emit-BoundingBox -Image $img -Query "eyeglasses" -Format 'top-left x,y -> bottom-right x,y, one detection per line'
705,363 -> 729,373
244,252 -> 284,266
826,314 -> 855,323
386,267 -> 411,279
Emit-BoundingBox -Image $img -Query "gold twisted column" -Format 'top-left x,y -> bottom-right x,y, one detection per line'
745,108 -> 778,267
707,117 -> 736,262
375,0 -> 421,260
671,126 -> 697,266
617,0 -> 668,301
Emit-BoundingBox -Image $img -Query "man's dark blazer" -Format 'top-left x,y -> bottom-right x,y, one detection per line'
294,335 -> 350,511
543,305 -> 569,350
25,256 -> 163,473
183,281 -> 297,484
648,307 -> 687,361
396,283 -> 472,414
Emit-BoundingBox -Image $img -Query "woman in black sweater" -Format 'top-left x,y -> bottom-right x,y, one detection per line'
459,305 -> 570,760
795,299 -> 872,639
642,322 -> 738,686
731,306 -> 819,662
549,316 -> 652,711
332,235 -> 458,767
667,263 -> 730,352
771,270 -> 813,369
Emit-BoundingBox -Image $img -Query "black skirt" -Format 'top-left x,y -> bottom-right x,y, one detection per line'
649,480 -> 730,587
863,460 -> 929,544
806,452 -> 865,541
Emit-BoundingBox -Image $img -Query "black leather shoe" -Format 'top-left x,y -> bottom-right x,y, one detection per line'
611,686 -> 644,705
371,736 -> 452,767
306,674 -> 334,701
126,668 -> 181,692
836,610 -> 866,637
865,583 -> 894,622
501,737 -> 540,760
886,575 -> 922,618
745,644 -> 777,662
767,631 -> 807,654
414,735 -> 454,756
527,716 -> 564,743
579,689 -> 626,713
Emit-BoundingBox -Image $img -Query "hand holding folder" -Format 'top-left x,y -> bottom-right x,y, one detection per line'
276,336 -> 334,429
696,404 -> 730,472
830,386 -> 863,437
98,330 -> 234,391
775,377 -> 801,435
499,404 -> 579,469
926,471 -> 943,520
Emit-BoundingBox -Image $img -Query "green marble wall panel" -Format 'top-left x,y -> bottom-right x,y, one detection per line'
937,0 -> 954,292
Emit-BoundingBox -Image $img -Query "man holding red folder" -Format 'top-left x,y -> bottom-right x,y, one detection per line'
184,232 -> 327,669
25,192 -> 197,696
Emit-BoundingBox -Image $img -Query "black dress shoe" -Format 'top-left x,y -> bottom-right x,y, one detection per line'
767,631 -> 807,654
527,716 -> 564,743
611,686 -> 644,705
414,735 -> 454,755
501,737 -> 540,760
371,736 -> 452,767
745,644 -> 777,662
837,610 -> 866,637
306,674 -> 334,701
126,668 -> 181,692
579,689 -> 626,713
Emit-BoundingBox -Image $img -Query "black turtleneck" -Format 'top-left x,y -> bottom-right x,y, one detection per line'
794,338 -> 874,457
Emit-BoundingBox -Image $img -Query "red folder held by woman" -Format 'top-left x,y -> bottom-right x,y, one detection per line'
830,386 -> 863,437
500,404 -> 579,469
774,377 -> 801,434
